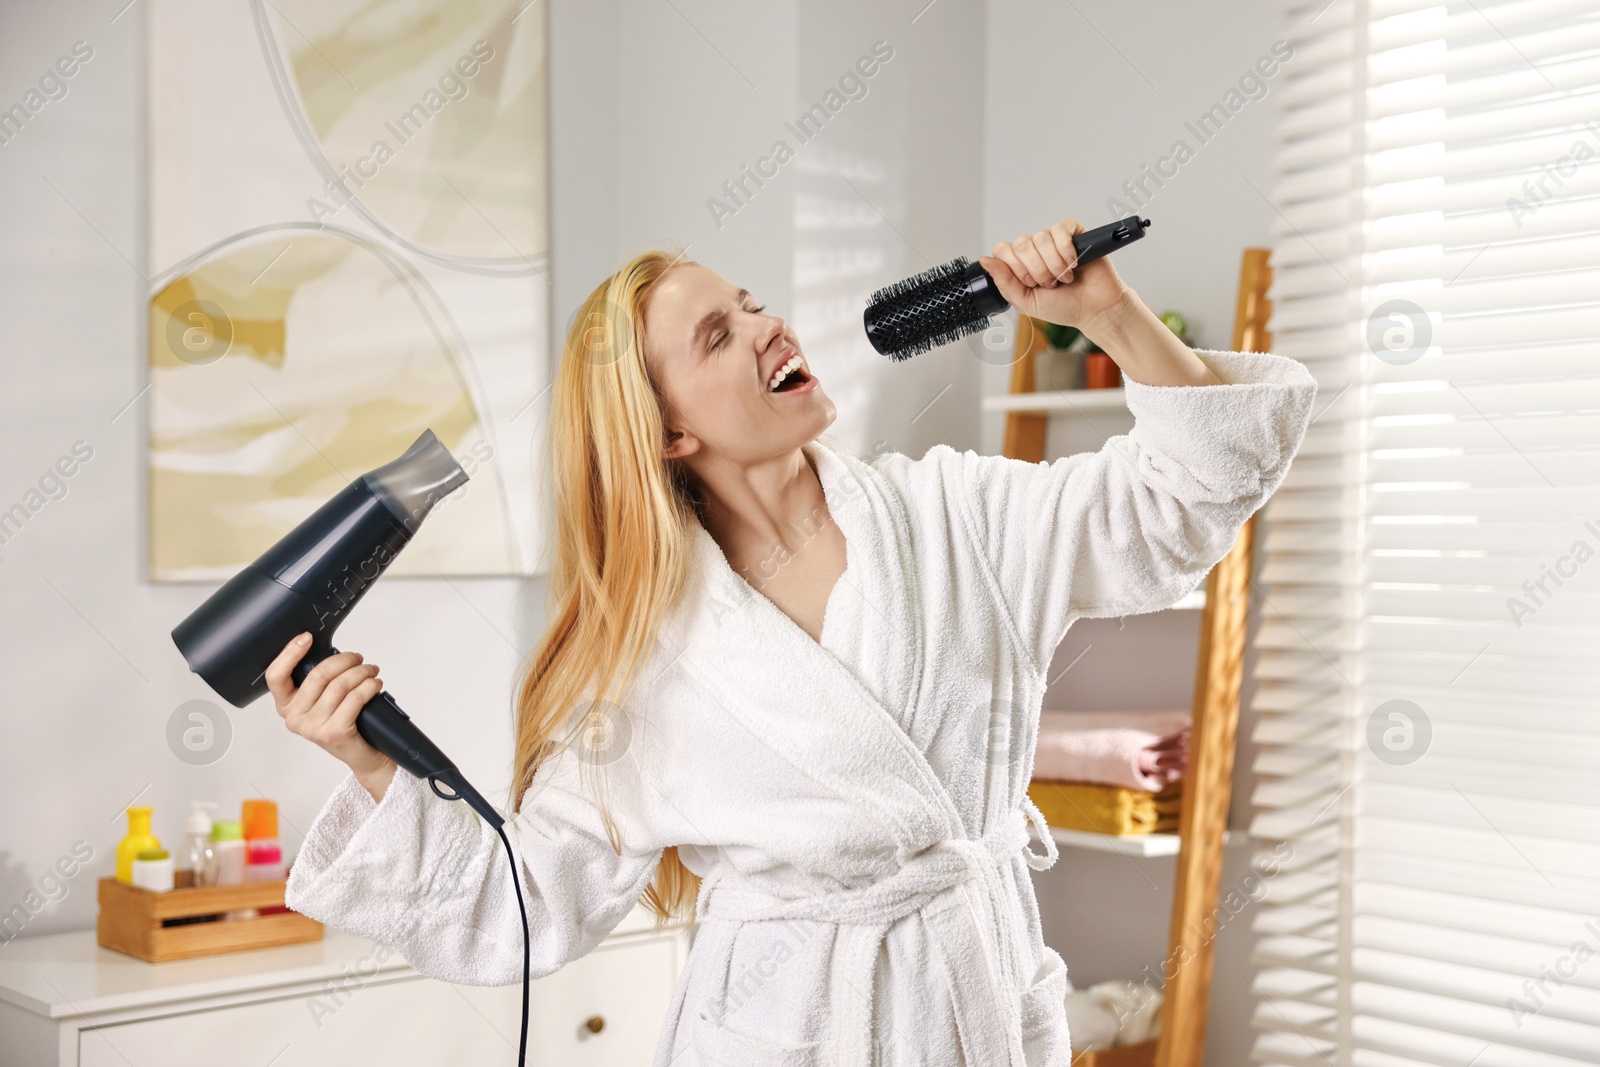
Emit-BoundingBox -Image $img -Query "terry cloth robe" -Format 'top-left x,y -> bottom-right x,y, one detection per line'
285,347 -> 1317,1067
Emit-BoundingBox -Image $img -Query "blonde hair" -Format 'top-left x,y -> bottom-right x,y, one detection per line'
512,248 -> 705,926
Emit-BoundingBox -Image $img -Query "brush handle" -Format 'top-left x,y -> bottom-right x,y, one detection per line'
291,645 -> 505,829
975,216 -> 1150,309
1067,215 -> 1151,273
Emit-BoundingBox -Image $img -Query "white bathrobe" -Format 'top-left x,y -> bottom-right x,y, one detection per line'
285,347 -> 1317,1067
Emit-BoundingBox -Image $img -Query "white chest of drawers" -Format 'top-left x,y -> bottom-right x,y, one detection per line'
0,908 -> 691,1067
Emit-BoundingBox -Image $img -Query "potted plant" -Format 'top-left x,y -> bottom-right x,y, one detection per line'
1033,321 -> 1090,391
1036,311 -> 1192,391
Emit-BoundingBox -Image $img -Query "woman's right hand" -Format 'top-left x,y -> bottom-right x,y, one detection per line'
265,633 -> 396,794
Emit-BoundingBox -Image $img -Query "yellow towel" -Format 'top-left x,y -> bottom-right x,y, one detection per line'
1027,779 -> 1183,836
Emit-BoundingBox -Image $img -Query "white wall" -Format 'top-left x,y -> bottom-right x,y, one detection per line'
554,0 -> 988,462
980,0 -> 1288,370
0,1 -> 534,946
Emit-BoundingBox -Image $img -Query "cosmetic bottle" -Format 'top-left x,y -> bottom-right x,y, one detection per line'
243,799 -> 289,913
116,806 -> 161,884
212,819 -> 255,920
131,848 -> 174,892
243,839 -> 285,882
211,819 -> 245,885
241,799 -> 282,879
179,801 -> 219,887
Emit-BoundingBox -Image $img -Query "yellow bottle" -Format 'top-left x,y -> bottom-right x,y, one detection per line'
116,806 -> 161,884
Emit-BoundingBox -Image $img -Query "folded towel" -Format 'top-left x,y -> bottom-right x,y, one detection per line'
1034,709 -> 1191,791
1065,979 -> 1164,1051
1027,779 -> 1183,836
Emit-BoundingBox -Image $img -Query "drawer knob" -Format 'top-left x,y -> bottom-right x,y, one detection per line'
584,1014 -> 606,1035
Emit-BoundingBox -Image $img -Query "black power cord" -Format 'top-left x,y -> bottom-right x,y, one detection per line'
431,774 -> 531,1067
493,822 -> 532,1067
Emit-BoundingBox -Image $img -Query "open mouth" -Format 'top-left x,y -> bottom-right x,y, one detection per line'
767,352 -> 812,393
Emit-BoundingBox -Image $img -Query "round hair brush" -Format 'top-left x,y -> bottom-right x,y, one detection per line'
863,215 -> 1152,361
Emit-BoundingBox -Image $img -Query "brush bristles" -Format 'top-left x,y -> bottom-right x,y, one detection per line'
866,256 -> 974,309
865,255 -> 996,362
881,323 -> 986,362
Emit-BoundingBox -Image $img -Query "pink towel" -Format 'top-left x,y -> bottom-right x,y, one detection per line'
1033,709 -> 1191,791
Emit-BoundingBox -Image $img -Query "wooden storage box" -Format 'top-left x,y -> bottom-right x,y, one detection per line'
1073,1039 -> 1159,1066
97,875 -> 322,962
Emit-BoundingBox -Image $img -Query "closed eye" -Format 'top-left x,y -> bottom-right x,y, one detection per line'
710,302 -> 767,352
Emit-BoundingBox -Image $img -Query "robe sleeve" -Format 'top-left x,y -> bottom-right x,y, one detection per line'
284,741 -> 664,986
949,348 -> 1317,675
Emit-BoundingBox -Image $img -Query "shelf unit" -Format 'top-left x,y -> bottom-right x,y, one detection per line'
1042,827 -> 1239,859
1005,249 -> 1275,1067
982,387 -> 1130,415
1169,588 -> 1204,611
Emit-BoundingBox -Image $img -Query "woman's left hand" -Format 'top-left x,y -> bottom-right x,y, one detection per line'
980,219 -> 1134,332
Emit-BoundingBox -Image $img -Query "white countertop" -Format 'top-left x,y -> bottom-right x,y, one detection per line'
0,929 -> 413,1020
0,904 -> 674,1021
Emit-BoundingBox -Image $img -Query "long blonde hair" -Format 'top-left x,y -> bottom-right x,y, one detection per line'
512,248 -> 706,926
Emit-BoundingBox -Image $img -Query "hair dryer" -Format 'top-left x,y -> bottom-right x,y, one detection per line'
863,214 -> 1152,361
170,428 -> 535,1067
170,428 -> 503,829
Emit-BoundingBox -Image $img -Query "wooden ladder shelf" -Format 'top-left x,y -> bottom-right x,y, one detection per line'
1003,250 -> 1274,1067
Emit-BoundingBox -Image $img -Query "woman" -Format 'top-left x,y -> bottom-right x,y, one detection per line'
276,218 -> 1317,1066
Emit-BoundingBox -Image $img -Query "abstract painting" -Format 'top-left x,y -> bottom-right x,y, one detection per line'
147,0 -> 548,580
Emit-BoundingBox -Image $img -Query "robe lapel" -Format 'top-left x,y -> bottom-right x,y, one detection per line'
660,435 -> 964,857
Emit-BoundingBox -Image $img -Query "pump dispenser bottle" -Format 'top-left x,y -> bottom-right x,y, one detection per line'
180,801 -> 219,887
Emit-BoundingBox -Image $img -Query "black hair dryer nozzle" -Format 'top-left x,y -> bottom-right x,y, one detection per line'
170,429 -> 504,830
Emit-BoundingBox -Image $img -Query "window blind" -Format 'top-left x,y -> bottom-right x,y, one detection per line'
1248,1 -> 1600,1065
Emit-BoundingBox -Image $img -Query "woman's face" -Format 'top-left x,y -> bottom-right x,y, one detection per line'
643,264 -> 834,468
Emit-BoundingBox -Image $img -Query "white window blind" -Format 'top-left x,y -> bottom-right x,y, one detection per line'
1249,0 -> 1600,1065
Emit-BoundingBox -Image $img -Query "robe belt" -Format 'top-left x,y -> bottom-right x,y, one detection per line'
696,798 -> 1059,1067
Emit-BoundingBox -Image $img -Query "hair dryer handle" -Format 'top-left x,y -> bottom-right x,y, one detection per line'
291,646 -> 505,829
1071,215 -> 1151,269
355,692 -> 506,830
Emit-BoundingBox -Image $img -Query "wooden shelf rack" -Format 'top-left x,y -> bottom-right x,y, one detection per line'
1004,250 -> 1274,1067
